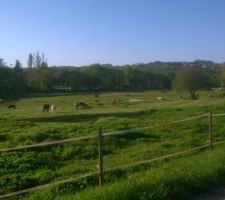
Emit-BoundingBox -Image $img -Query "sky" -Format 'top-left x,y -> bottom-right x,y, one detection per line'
0,0 -> 225,67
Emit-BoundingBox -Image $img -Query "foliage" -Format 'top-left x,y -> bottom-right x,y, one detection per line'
0,60 -> 26,98
1,55 -> 223,98
173,67 -> 211,99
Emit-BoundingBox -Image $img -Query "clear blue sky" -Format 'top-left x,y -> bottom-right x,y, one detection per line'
0,0 -> 225,67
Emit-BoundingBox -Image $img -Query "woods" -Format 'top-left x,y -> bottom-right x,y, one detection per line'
0,54 -> 223,99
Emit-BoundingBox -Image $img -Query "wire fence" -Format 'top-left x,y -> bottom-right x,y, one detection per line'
0,112 -> 225,199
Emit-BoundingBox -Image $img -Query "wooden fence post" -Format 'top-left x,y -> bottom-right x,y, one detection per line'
98,127 -> 103,186
208,112 -> 212,151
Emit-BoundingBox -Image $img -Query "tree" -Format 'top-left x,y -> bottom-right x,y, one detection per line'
26,52 -> 49,92
123,68 -> 145,89
15,59 -> 22,69
12,60 -> 26,97
41,53 -> 48,68
27,53 -> 34,68
0,65 -> 11,98
25,67 -> 51,92
219,64 -> 225,88
173,67 -> 210,99
27,52 -> 48,68
0,58 -> 6,68
35,52 -> 41,68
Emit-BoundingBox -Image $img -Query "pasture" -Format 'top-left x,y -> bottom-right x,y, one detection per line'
1,90 -> 225,199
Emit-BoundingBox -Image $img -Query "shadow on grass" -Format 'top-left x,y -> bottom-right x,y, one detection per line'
112,131 -> 160,141
21,110 -> 157,123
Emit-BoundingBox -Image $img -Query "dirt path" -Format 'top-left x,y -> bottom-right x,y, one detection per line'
194,187 -> 225,200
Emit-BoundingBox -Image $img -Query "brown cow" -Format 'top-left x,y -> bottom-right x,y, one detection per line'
208,94 -> 213,98
111,97 -> 118,105
43,104 -> 50,113
179,95 -> 184,99
8,104 -> 16,109
75,102 -> 89,109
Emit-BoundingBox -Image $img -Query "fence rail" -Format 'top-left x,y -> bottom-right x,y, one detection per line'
104,143 -> 210,172
1,112 -> 225,199
212,113 -> 225,117
0,135 -> 96,153
0,172 -> 99,199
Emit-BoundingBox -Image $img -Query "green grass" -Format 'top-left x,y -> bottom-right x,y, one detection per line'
1,90 -> 225,199
27,145 -> 225,200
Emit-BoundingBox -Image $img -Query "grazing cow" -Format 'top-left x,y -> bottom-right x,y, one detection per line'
129,99 -> 145,103
111,97 -> 118,105
179,95 -> 184,99
50,105 -> 56,112
155,96 -> 165,101
8,104 -> 16,109
192,94 -> 199,100
43,104 -> 50,113
75,102 -> 89,109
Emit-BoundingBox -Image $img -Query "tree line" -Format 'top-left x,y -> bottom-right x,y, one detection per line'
0,53 -> 224,99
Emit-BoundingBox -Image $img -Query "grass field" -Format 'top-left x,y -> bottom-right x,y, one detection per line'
1,90 -> 225,199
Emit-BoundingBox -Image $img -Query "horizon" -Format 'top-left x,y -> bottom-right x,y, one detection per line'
2,58 -> 224,68
1,0 -> 225,66
47,59 -> 225,67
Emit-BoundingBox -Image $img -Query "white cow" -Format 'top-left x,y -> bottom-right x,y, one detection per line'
128,99 -> 145,103
155,96 -> 165,101
50,105 -> 56,112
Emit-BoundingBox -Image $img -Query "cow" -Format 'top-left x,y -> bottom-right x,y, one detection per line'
50,105 -> 56,112
155,96 -> 165,101
111,97 -> 118,105
179,95 -> 184,99
128,99 -> 145,103
75,102 -> 89,109
8,104 -> 16,109
43,104 -> 50,113
94,94 -> 99,98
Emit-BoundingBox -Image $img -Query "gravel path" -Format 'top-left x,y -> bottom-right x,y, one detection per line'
194,187 -> 225,200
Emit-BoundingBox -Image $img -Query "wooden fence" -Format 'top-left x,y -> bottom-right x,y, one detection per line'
1,112 -> 225,199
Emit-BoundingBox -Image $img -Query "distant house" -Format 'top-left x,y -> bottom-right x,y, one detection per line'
53,86 -> 72,92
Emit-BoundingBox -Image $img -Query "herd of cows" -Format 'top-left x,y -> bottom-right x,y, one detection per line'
0,94 -> 168,113
0,94 -> 167,113
0,92 -> 221,113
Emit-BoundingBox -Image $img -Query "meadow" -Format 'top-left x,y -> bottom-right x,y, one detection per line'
1,90 -> 225,199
